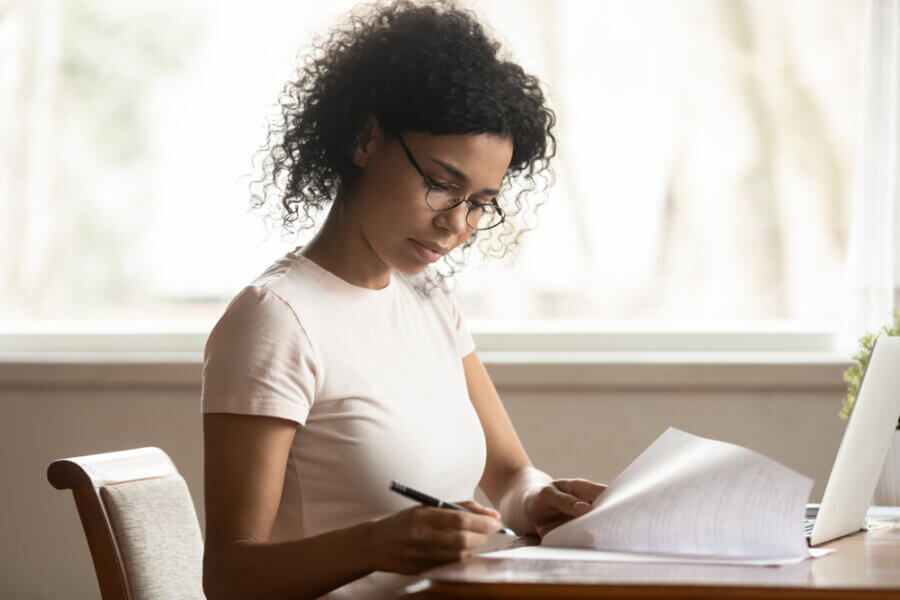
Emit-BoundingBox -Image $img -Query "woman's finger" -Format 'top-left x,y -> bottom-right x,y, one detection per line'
410,546 -> 477,564
424,526 -> 490,551
455,499 -> 501,519
426,506 -> 503,534
538,485 -> 590,516
554,478 -> 607,503
543,482 -> 593,515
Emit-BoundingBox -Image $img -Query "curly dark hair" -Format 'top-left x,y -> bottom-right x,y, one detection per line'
250,0 -> 556,279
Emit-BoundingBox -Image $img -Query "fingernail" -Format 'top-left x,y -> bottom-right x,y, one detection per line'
575,501 -> 590,512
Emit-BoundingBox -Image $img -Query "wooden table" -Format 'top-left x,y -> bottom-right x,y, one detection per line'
400,526 -> 900,599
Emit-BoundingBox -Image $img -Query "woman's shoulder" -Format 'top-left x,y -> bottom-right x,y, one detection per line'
210,284 -> 301,352
229,249 -> 339,310
213,251 -> 323,331
204,259 -> 318,373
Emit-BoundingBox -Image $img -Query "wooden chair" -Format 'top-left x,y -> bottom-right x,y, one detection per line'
47,447 -> 205,600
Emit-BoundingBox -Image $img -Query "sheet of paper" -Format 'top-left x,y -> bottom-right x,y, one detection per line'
541,427 -> 819,562
485,544 -> 834,567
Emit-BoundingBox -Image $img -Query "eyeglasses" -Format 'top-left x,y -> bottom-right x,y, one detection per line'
397,135 -> 505,231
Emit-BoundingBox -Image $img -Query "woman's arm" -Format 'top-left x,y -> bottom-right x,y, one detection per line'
203,413 -> 376,600
461,352 -> 550,534
203,412 -> 502,600
462,352 -> 606,536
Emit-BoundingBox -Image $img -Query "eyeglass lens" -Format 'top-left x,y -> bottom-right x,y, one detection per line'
425,187 -> 502,230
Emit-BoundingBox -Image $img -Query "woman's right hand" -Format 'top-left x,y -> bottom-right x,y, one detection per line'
365,500 -> 504,574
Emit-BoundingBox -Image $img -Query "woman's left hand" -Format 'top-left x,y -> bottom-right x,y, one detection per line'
522,478 -> 607,537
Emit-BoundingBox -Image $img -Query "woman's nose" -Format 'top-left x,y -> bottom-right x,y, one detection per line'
436,202 -> 469,235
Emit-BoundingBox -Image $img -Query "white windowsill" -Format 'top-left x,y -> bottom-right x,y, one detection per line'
0,327 -> 852,390
0,350 -> 851,391
0,323 -> 842,353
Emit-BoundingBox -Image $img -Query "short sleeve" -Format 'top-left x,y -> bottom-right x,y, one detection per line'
201,285 -> 317,425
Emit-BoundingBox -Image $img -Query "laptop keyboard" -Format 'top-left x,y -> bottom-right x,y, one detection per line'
803,506 -> 900,542
804,519 -> 815,536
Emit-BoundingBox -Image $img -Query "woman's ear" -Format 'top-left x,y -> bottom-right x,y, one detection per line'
351,115 -> 381,168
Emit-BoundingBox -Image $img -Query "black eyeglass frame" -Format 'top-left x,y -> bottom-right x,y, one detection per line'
397,135 -> 506,231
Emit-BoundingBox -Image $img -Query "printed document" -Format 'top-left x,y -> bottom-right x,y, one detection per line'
486,427 -> 833,566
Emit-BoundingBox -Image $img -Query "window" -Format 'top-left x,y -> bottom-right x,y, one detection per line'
0,0 -> 862,349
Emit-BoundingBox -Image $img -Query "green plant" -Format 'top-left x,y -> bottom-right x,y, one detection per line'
840,309 -> 900,429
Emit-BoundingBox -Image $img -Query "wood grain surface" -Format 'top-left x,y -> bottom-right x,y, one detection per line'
401,524 -> 900,599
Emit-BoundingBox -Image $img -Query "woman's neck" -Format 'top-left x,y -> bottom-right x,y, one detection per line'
300,201 -> 393,290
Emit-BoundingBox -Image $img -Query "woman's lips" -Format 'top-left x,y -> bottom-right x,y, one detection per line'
411,239 -> 443,263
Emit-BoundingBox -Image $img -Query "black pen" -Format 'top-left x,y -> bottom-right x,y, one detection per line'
390,481 -> 516,536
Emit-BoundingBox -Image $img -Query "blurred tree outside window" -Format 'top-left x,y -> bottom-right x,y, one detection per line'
0,0 -> 862,335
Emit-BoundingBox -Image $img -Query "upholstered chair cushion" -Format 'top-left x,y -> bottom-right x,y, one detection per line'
100,474 -> 205,600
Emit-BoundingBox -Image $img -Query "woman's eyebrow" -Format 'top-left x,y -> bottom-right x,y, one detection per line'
430,157 -> 500,195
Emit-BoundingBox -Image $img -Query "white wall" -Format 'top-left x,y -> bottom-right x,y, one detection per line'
0,359 -> 847,599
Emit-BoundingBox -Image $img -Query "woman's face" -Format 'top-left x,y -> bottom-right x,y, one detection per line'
350,125 -> 514,276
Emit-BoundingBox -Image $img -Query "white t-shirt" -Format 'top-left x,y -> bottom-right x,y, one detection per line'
201,247 -> 487,599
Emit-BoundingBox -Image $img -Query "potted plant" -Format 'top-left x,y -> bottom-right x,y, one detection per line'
840,310 -> 900,505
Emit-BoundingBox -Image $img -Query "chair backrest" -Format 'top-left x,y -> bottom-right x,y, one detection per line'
47,447 -> 205,600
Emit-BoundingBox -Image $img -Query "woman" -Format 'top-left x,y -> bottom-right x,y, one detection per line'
201,1 -> 605,598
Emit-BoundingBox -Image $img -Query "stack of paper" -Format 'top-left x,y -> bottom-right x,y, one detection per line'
487,427 -> 833,566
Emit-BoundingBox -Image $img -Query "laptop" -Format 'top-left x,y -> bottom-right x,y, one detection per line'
805,335 -> 900,546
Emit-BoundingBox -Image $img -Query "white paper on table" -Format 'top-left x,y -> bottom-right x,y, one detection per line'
484,545 -> 834,567
536,427 -> 826,564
